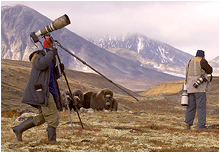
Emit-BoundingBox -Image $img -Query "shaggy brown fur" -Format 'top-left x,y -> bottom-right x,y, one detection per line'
90,89 -> 118,111
83,91 -> 94,108
62,90 -> 84,111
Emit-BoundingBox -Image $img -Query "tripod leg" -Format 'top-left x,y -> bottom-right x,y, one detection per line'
55,55 -> 75,134
73,98 -> 84,129
55,54 -> 84,129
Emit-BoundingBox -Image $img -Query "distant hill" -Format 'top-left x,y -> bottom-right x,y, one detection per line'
140,80 -> 184,96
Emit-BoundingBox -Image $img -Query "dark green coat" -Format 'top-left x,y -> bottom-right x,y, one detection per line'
22,50 -> 63,111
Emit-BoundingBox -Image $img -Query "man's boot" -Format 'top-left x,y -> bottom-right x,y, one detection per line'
47,126 -> 57,143
12,117 -> 36,141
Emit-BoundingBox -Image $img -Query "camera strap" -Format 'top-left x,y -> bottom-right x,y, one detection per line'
185,60 -> 191,83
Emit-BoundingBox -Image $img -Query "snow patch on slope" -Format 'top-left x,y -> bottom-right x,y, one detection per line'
158,45 -> 167,63
137,37 -> 144,54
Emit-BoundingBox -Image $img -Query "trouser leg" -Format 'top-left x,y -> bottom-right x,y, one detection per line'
33,92 -> 59,128
33,92 -> 59,142
32,110 -> 45,126
195,92 -> 206,129
42,92 -> 59,142
185,93 -> 196,126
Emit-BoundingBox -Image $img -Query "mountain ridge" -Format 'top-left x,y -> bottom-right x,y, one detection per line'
86,34 -> 218,76
86,34 -> 194,64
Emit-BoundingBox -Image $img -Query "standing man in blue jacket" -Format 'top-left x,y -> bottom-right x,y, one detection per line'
185,50 -> 213,129
12,37 -> 63,142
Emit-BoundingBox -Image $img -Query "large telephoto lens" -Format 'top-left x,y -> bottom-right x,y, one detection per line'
35,14 -> 71,37
51,14 -> 70,30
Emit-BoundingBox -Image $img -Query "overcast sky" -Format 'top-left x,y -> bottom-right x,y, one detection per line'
1,1 -> 219,60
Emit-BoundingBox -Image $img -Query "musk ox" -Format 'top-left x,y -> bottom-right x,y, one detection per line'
90,88 -> 118,111
62,89 -> 118,112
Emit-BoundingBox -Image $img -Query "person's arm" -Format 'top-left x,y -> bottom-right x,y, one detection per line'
35,51 -> 55,70
200,59 -> 213,74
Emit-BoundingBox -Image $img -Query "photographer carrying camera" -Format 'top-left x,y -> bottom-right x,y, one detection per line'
185,50 -> 213,129
12,37 -> 64,143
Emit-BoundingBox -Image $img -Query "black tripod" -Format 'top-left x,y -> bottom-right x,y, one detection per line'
55,53 -> 84,133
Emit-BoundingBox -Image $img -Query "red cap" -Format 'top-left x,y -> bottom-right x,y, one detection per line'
43,37 -> 53,48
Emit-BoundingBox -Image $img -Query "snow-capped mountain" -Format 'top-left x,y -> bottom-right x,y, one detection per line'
87,34 -> 192,63
87,35 -> 220,77
1,4 -> 185,91
86,34 -> 194,76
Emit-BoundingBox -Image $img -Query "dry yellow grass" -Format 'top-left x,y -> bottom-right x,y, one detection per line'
1,107 -> 219,152
1,59 -> 219,152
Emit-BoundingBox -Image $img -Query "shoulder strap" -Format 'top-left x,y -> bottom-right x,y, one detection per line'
185,59 -> 191,83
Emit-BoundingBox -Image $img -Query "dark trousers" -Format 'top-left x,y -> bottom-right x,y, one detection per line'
185,92 -> 206,129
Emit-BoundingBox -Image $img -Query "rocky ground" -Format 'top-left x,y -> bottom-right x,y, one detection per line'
1,104 -> 219,152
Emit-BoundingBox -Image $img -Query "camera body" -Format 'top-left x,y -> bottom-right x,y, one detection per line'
193,75 -> 208,88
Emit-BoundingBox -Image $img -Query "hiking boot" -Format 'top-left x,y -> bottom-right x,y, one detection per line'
47,126 -> 57,143
185,123 -> 191,130
12,117 -> 36,141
